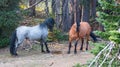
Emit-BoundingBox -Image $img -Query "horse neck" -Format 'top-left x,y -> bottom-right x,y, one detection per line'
39,23 -> 48,29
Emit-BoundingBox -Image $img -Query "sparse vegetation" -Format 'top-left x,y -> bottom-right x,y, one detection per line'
0,0 -> 120,67
0,0 -> 21,47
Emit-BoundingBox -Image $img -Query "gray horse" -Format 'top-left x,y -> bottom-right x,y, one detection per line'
10,18 -> 55,56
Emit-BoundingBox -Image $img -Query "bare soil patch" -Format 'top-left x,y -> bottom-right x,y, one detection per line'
0,42 -> 94,67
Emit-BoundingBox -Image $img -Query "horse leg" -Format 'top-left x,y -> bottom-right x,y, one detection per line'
24,39 -> 33,51
86,35 -> 89,50
67,42 -> 72,54
40,41 -> 45,53
13,47 -> 18,56
44,42 -> 50,53
13,42 -> 18,56
86,41 -> 88,50
74,40 -> 78,54
14,40 -> 23,56
80,38 -> 84,50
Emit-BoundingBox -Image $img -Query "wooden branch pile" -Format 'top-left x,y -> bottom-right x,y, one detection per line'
88,41 -> 118,67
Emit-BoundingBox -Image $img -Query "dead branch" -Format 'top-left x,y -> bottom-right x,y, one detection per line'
88,41 -> 115,67
88,42 -> 111,67
108,52 -> 119,67
98,42 -> 114,67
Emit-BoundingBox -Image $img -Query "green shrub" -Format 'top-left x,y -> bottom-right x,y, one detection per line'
90,42 -> 105,55
89,0 -> 120,66
94,31 -> 110,40
109,30 -> 120,44
20,10 -> 31,17
0,38 -> 9,48
73,63 -> 87,67
0,11 -> 21,48
48,29 -> 68,42
74,63 -> 81,67
0,0 -> 21,48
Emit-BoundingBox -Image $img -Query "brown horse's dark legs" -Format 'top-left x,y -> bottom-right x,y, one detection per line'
44,42 -> 50,53
74,40 -> 78,54
86,41 -> 88,50
67,42 -> 72,54
86,39 -> 89,50
80,38 -> 84,50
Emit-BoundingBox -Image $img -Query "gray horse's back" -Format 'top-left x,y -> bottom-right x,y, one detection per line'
27,25 -> 48,40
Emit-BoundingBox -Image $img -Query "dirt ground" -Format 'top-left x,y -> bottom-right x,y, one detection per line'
0,41 -> 94,67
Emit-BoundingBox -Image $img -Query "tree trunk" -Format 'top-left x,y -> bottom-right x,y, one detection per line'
81,0 -> 90,22
76,0 -> 81,23
75,0 -> 81,32
51,0 -> 56,15
70,0 -> 74,26
45,0 -> 49,17
29,0 -> 36,17
62,0 -> 70,32
55,0 -> 61,29
90,0 -> 97,20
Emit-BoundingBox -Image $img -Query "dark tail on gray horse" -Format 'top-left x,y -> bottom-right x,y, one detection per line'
9,30 -> 17,56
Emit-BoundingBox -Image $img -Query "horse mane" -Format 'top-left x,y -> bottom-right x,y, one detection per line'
39,23 -> 47,28
39,17 -> 54,26
39,18 -> 55,30
43,18 -> 55,26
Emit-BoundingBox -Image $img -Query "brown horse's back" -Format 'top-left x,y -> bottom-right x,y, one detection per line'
79,22 -> 91,37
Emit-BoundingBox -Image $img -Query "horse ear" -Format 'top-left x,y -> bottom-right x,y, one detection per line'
52,18 -> 55,24
50,18 -> 55,24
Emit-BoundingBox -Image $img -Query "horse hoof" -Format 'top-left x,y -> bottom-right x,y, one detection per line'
11,53 -> 18,56
74,51 -> 77,54
42,50 -> 45,53
47,50 -> 50,53
67,51 -> 70,54
80,48 -> 83,51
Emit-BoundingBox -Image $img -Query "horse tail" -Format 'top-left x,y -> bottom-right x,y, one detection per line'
9,30 -> 17,55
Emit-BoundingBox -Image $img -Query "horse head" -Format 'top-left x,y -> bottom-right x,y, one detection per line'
44,17 -> 55,32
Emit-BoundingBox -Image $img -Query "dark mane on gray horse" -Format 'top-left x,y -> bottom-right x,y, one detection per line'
39,18 -> 55,32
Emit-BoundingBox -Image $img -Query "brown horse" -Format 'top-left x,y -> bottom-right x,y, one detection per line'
68,22 -> 91,54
